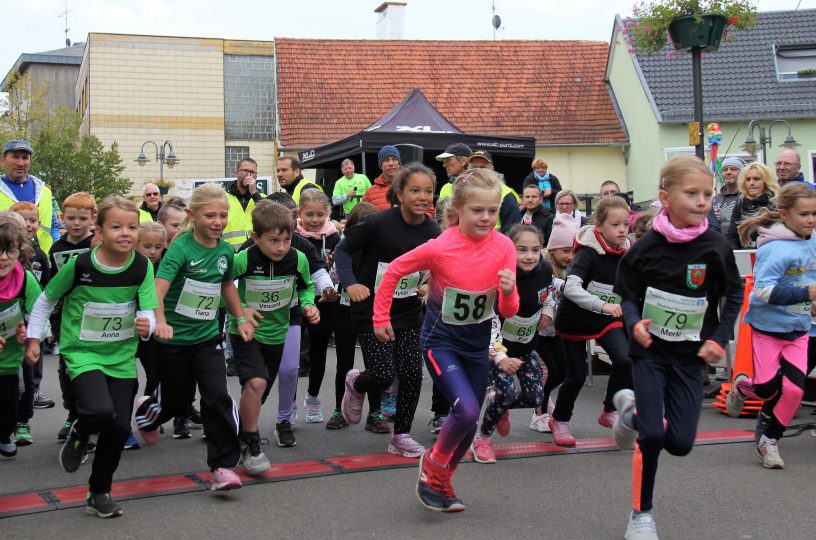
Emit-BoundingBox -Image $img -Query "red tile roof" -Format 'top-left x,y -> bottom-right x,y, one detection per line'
275,38 -> 627,148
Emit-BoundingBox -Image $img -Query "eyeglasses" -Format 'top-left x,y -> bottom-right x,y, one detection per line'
556,201 -> 575,207
144,192 -> 160,197
0,247 -> 21,259
238,169 -> 258,176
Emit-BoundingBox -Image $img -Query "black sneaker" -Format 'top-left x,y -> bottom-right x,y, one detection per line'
57,418 -> 73,440
173,417 -> 191,439
60,421 -> 89,473
85,492 -> 123,518
225,362 -> 237,377
33,391 -> 56,409
188,406 -> 203,429
365,411 -> 391,434
275,420 -> 297,447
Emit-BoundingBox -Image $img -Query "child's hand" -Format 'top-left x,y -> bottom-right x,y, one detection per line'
808,284 -> 816,301
633,319 -> 653,348
498,269 -> 515,296
302,305 -> 320,325
417,284 -> 429,298
237,320 -> 254,342
15,321 -> 26,344
601,303 -> 623,318
135,317 -> 150,338
346,284 -> 370,302
537,314 -> 553,331
320,287 -> 339,303
244,308 -> 264,328
155,322 -> 174,341
374,325 -> 395,342
697,341 -> 724,364
499,357 -> 523,375
24,339 -> 39,365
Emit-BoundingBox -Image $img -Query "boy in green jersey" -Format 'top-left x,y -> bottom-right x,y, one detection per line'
232,200 -> 318,474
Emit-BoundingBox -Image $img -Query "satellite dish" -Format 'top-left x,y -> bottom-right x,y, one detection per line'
492,14 -> 501,30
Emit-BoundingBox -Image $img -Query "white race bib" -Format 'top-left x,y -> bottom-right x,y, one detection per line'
175,279 -> 220,320
53,248 -> 89,271
339,290 -> 350,306
642,287 -> 708,342
374,261 -> 420,299
0,302 -> 23,340
245,277 -> 294,312
501,310 -> 540,344
586,281 -> 621,305
79,301 -> 136,342
441,287 -> 496,326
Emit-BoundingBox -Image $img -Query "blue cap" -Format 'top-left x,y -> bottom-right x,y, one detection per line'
2,139 -> 33,155
378,145 -> 401,167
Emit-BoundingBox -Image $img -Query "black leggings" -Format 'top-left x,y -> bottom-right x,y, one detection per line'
0,374 -> 19,443
536,335 -> 567,407
72,371 -> 137,493
355,328 -> 423,434
306,302 -> 337,398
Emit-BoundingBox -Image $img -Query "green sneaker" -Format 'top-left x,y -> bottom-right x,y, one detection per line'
325,409 -> 349,430
15,422 -> 32,446
365,411 -> 391,434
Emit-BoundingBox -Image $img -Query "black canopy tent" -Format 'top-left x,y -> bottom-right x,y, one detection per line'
297,89 -> 536,195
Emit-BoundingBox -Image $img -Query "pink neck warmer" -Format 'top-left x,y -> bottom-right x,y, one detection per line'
651,209 -> 708,244
296,218 -> 337,240
0,262 -> 25,302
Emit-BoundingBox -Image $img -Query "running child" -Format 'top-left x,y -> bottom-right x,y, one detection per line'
613,154 -> 743,539
373,167 -> 519,512
550,196 -> 633,446
725,182 -> 816,468
157,203 -> 186,249
233,200 -> 317,472
0,213 -> 42,459
471,224 -> 551,463
133,182 -> 255,492
25,196 -> 158,517
335,163 -> 441,455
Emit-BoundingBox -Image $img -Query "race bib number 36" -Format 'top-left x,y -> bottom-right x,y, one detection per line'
374,261 -> 420,298
79,301 -> 136,342
0,302 -> 23,340
176,279 -> 221,320
642,287 -> 707,342
245,277 -> 294,312
441,287 -> 496,326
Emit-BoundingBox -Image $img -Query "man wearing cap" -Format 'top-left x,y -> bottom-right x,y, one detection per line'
0,140 -> 59,254
139,183 -> 163,222
277,156 -> 322,205
467,150 -> 521,234
713,157 -> 744,234
362,145 -> 401,212
332,159 -> 371,217
775,149 -> 815,189
435,143 -> 472,201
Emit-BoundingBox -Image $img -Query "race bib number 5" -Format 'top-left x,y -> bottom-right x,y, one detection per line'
175,279 -> 220,320
642,287 -> 707,342
374,261 -> 420,298
441,287 -> 496,326
79,301 -> 136,342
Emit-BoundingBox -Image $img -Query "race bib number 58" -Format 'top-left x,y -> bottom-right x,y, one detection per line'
441,287 -> 496,326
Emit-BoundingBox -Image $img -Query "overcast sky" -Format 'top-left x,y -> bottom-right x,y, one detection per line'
3,0 -> 812,93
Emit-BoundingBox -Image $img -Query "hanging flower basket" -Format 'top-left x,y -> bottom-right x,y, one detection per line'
668,13 -> 728,51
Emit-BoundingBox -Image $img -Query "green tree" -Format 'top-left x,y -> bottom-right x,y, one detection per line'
0,71 -> 49,140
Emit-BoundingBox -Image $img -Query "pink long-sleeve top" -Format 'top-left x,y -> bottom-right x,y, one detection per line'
373,226 -> 519,354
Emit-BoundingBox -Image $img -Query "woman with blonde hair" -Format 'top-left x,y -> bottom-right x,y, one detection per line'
726,162 -> 780,249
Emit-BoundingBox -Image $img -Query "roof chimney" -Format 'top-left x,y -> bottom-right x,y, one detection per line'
375,2 -> 407,39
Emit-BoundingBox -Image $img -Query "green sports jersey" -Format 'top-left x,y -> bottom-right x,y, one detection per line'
0,270 -> 41,376
230,245 -> 315,345
45,248 -> 157,380
156,231 -> 234,345
333,174 -> 371,214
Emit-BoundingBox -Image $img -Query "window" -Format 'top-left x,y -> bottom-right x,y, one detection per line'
225,146 -> 250,177
775,44 -> 816,81
224,55 -> 275,140
663,146 -> 695,159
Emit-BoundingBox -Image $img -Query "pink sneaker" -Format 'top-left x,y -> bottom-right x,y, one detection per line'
133,396 -> 160,445
341,369 -> 364,425
597,409 -> 618,429
387,433 -> 425,458
210,467 -> 242,491
548,417 -> 576,447
470,437 -> 497,464
496,411 -> 511,437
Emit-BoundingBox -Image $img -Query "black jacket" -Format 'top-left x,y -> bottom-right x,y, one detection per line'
725,191 -> 776,249
521,206 -> 555,244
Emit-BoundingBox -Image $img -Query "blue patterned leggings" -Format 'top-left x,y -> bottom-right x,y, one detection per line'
480,351 -> 544,436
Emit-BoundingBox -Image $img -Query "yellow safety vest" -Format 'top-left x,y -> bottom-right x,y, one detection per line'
495,184 -> 520,231
0,177 -> 54,254
139,209 -> 154,223
438,181 -> 454,201
291,180 -> 323,205
222,193 -> 263,250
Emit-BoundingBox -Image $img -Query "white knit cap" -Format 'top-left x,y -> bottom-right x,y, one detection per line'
546,213 -> 579,250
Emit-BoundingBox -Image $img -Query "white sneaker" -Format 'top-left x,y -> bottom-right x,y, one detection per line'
612,389 -> 637,450
304,394 -> 323,423
756,435 -> 784,469
530,412 -> 551,433
625,510 -> 659,540
725,373 -> 749,418
241,439 -> 271,476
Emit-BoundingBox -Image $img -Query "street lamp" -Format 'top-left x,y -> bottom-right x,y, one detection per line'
135,140 -> 180,181
741,120 -> 800,164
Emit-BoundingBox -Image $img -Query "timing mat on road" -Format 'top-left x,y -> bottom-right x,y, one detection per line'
0,428 -> 754,519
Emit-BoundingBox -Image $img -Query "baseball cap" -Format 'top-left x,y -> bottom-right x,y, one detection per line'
2,140 -> 33,155
467,150 -> 493,164
435,143 -> 473,161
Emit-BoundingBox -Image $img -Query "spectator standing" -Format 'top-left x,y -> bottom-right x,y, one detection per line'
713,157 -> 744,235
726,162 -> 780,249
523,158 -> 562,209
332,159 -> 371,217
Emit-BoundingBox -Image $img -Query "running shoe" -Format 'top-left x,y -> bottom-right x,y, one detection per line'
173,417 -> 191,439
548,417 -> 576,447
188,406 -> 203,429
625,510 -> 658,540
756,435 -> 784,469
15,422 -> 32,446
725,373 -> 749,418
442,481 -> 465,513
388,433 -> 425,458
598,409 -> 619,429
240,433 -> 271,476
496,411 -> 511,437
613,389 -> 637,450
325,409 -> 349,430
33,391 -> 55,409
365,411 -> 391,434
275,420 -> 297,447
530,412 -> 551,433
341,369 -> 364,425
134,396 -> 161,445
470,437 -> 497,464
123,430 -> 140,450
210,468 -> 242,491
0,438 -> 16,458
225,361 -> 237,377
381,392 -> 397,419
304,394 -> 324,423
60,421 -> 89,473
429,414 -> 447,435
58,418 -> 72,440
416,451 -> 448,512
85,492 -> 123,518
754,411 -> 770,443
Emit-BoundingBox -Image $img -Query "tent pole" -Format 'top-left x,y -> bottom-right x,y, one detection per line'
361,152 -> 367,176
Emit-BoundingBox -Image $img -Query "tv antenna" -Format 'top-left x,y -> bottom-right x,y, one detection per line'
58,0 -> 74,47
